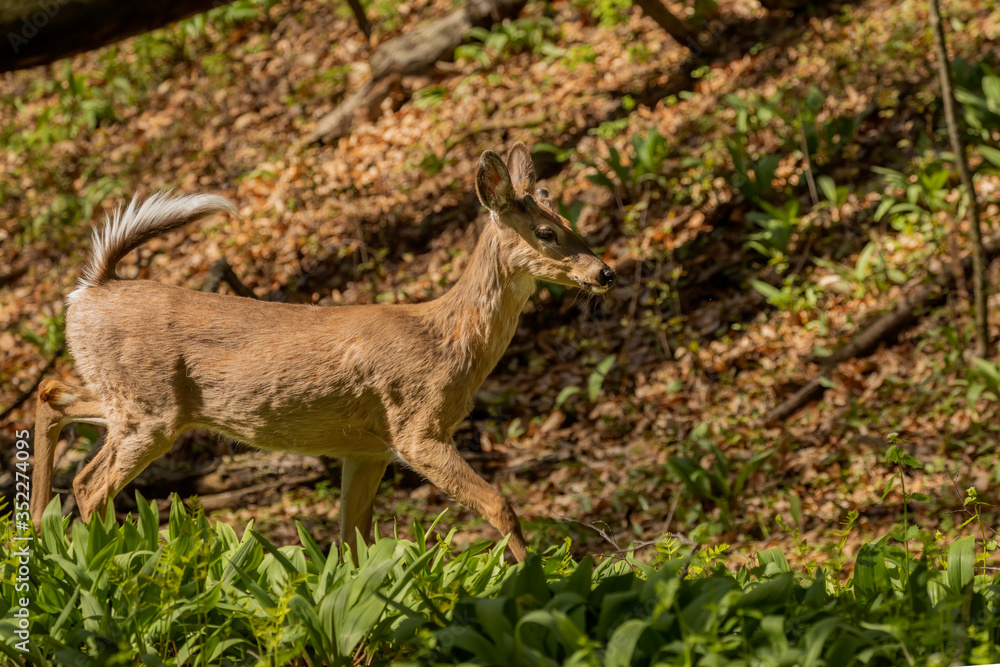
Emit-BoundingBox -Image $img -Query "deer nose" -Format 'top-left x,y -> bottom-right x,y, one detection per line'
598,266 -> 616,287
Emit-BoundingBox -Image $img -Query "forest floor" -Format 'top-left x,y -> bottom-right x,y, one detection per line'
2,0 -> 1000,576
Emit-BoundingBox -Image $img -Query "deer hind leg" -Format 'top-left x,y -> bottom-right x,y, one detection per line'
32,380 -> 107,528
340,455 -> 391,564
73,419 -> 175,523
395,438 -> 527,562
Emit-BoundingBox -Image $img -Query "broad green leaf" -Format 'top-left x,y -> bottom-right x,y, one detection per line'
289,593 -> 329,656
967,381 -> 987,410
751,279 -> 782,302
588,354 -> 616,402
758,548 -> 791,574
44,555 -> 93,589
817,175 -> 837,204
978,144 -> 1000,169
555,385 -> 583,408
800,616 -> 840,667
135,490 -> 160,552
330,557 -> 399,657
855,242 -> 876,281
947,536 -> 975,593
40,495 -> 70,557
739,572 -> 794,608
854,542 -> 890,598
873,197 -> 895,221
451,628 -> 501,661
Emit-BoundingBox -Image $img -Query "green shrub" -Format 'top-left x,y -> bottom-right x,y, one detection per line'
2,494 -> 998,665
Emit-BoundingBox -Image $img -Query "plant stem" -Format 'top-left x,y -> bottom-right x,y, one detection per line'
898,459 -> 910,587
929,0 -> 991,358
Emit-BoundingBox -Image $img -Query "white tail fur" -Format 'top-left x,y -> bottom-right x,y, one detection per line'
76,192 -> 237,292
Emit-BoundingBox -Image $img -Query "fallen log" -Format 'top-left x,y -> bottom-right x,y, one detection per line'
309,0 -> 525,144
766,233 -> 1000,423
633,0 -> 714,55
308,75 -> 403,146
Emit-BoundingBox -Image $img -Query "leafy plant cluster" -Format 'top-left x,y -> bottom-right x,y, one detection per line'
666,422 -> 773,533
456,17 -> 566,68
582,126 -> 668,206
2,491 -> 999,666
742,53 -> 1000,316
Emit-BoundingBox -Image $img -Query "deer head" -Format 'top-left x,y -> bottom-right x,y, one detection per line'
475,143 -> 616,294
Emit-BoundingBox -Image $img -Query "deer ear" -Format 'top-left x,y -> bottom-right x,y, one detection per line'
506,142 -> 536,195
476,150 -> 515,212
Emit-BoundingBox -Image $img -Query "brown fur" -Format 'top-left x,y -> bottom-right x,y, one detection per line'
31,143 -> 615,562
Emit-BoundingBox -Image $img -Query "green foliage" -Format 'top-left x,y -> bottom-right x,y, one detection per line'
14,176 -> 123,247
881,434 -> 926,576
292,64 -> 351,104
555,354 -> 617,409
667,422 -> 773,531
0,495 -> 505,666
18,312 -> 65,358
583,127 -> 668,203
181,0 -> 278,36
799,94 -> 864,162
812,240 -> 906,300
588,117 -> 629,141
456,17 -> 565,67
963,356 -> 1000,411
873,163 -> 955,232
953,58 -> 1000,141
725,136 -> 779,202
724,88 -> 864,203
816,174 -> 850,209
573,0 -> 633,29
745,199 -> 800,268
751,275 -> 822,316
2,494 -> 999,664
959,487 -> 999,570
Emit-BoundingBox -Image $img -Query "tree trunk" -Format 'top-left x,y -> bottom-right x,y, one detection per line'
344,0 -> 370,42
632,0 -> 709,55
929,0 -> 991,358
0,0 -> 239,72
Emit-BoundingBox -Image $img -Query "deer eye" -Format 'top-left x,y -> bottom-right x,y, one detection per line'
535,228 -> 555,242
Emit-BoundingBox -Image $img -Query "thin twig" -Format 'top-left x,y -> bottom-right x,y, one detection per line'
558,515 -> 622,554
661,485 -> 682,536
799,121 -> 819,207
0,344 -> 66,422
948,466 -> 999,538
677,542 -> 700,580
929,0 -> 991,357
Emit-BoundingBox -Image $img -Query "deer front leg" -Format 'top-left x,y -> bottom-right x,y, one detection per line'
340,455 -> 391,564
32,380 -> 107,528
395,437 -> 527,562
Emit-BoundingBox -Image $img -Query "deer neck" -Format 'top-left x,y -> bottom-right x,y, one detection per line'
427,219 -> 535,385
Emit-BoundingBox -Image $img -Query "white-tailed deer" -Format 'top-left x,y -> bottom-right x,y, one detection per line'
31,142 -> 615,562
